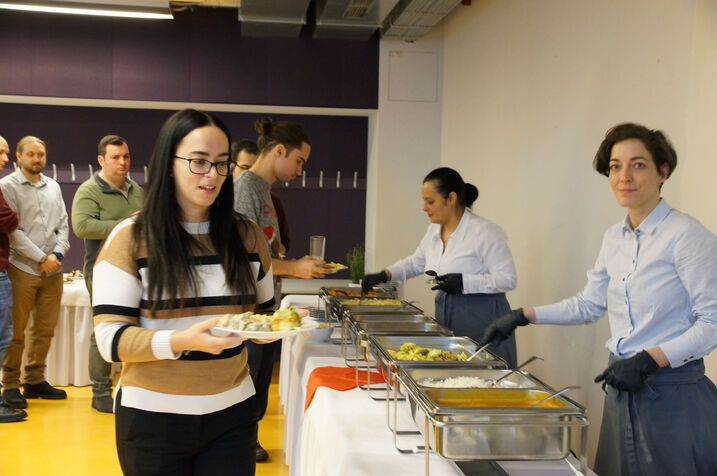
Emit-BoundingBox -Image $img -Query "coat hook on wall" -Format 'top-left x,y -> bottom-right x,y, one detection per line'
336,170 -> 341,188
51,163 -> 56,179
353,171 -> 358,189
319,170 -> 323,188
70,163 -> 76,182
143,166 -> 148,183
88,164 -> 93,177
301,170 -> 306,188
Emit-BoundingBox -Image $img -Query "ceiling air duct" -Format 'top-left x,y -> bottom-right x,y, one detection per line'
238,0 -> 311,37
314,0 -> 400,41
382,0 -> 462,41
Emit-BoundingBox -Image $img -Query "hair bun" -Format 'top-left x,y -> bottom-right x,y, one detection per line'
254,117 -> 273,136
465,183 -> 479,207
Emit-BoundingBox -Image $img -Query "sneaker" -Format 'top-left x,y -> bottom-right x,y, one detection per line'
2,388 -> 27,409
0,403 -> 27,422
91,395 -> 114,413
255,440 -> 269,462
23,381 -> 67,400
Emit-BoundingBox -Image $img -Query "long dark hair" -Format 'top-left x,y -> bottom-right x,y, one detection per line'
423,167 -> 479,209
134,109 -> 256,313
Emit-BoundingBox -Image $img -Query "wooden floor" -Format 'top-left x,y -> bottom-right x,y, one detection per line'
4,365 -> 290,476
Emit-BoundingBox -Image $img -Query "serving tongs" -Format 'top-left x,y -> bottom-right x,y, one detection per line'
490,355 -> 542,387
530,385 -> 581,408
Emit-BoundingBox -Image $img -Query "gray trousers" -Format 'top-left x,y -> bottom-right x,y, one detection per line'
434,291 -> 516,368
86,278 -> 112,397
594,356 -> 717,476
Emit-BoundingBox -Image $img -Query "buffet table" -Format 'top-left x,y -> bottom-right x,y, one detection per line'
45,278 -> 93,386
279,295 -> 594,476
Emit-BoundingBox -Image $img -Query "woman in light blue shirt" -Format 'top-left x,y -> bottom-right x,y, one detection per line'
481,123 -> 717,475
363,167 -> 518,367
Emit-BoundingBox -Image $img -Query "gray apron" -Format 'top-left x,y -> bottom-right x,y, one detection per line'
434,290 -> 516,368
594,356 -> 717,476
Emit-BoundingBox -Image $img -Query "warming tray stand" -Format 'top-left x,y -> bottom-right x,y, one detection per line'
393,368 -> 589,476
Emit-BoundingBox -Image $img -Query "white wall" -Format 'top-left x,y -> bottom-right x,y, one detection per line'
366,32 -> 444,312
435,0 -> 715,467
684,0 -> 717,377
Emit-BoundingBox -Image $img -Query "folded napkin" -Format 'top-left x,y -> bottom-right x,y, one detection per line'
305,366 -> 385,411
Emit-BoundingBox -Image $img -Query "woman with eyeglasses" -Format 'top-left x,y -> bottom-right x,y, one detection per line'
481,123 -> 717,475
92,109 -> 276,475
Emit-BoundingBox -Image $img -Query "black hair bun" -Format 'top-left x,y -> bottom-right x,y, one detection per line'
465,183 -> 479,207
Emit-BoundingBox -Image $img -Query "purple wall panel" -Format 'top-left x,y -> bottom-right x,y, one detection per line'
0,9 -> 378,109
111,18 -> 192,101
30,17 -> 113,98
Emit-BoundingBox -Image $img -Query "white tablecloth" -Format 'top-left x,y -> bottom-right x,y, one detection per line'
45,278 -> 93,386
279,294 -> 594,476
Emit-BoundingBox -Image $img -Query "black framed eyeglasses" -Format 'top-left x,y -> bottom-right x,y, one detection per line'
174,156 -> 236,176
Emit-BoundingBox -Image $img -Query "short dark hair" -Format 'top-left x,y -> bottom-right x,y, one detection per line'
423,167 -> 479,209
593,123 -> 677,178
98,135 -> 127,156
254,117 -> 310,156
230,140 -> 259,161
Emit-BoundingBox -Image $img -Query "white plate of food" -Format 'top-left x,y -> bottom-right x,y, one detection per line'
210,307 -> 318,339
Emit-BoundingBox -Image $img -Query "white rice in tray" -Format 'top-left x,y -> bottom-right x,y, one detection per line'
419,376 -> 520,388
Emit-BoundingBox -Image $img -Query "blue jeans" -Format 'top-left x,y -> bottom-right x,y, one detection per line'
0,272 -> 12,375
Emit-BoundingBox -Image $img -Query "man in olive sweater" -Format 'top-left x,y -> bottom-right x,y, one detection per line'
71,135 -> 143,413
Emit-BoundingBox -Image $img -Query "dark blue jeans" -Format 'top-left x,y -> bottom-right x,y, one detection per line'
0,272 -> 12,391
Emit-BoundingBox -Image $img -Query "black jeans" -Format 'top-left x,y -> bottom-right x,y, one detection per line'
246,340 -> 280,423
115,390 -> 257,476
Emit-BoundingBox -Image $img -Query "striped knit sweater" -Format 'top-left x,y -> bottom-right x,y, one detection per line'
92,216 -> 275,415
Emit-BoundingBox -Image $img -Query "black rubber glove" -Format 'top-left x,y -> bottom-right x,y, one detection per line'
431,273 -> 463,294
361,270 -> 388,294
594,350 -> 659,393
479,308 -> 530,346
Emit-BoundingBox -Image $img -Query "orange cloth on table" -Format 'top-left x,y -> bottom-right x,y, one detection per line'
304,366 -> 385,412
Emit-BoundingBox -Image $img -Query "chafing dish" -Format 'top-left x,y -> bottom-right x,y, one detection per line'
395,366 -> 589,473
365,337 -> 506,433
318,285 -> 399,320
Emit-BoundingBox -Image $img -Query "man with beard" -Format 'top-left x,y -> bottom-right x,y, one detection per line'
72,135 -> 143,413
0,136 -> 70,410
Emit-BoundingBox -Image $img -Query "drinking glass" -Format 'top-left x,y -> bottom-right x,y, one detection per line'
309,235 -> 326,260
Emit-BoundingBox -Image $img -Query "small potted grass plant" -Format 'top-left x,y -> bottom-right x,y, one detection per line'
345,244 -> 365,285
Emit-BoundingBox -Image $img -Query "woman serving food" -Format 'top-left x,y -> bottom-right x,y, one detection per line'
92,109 -> 276,476
481,123 -> 717,475
363,167 -> 518,367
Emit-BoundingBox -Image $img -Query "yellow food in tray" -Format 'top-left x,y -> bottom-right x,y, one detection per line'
387,342 -> 468,361
216,307 -> 302,332
340,298 -> 403,306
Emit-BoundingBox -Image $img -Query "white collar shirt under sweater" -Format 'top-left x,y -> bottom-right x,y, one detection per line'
535,200 -> 717,367
386,209 -> 517,295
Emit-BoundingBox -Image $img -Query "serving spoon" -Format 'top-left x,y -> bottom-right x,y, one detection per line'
490,355 -> 543,387
465,343 -> 491,361
425,270 -> 438,284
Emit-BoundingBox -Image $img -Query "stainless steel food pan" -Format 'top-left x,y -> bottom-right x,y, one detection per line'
368,336 -> 506,377
398,370 -> 588,461
348,313 -> 433,324
401,366 -> 536,389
